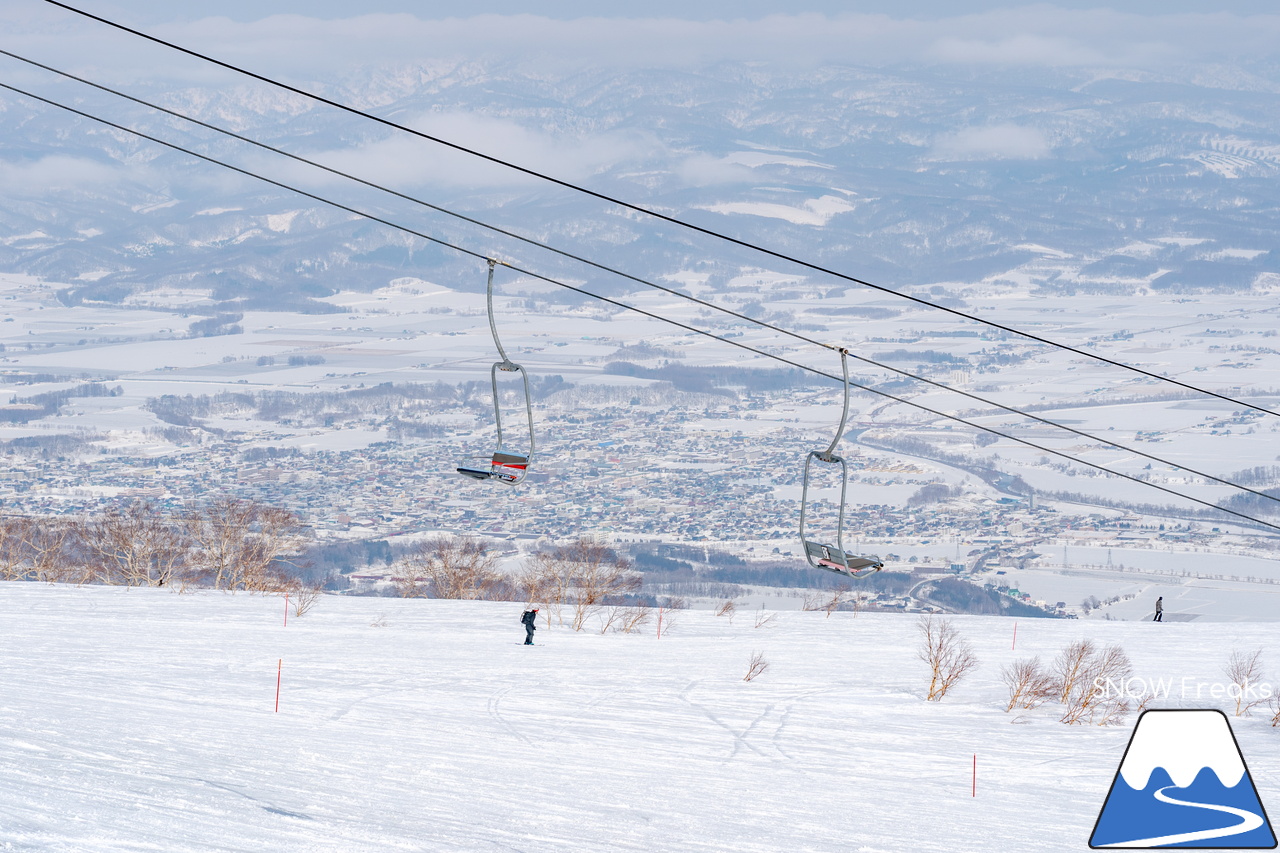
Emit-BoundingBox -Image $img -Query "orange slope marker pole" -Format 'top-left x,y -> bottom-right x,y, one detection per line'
275,659 -> 282,713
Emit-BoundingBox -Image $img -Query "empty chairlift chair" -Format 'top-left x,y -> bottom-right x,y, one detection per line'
457,259 -> 535,485
799,348 -> 883,578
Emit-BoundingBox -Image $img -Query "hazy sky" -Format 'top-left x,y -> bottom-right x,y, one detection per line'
9,0 -> 1278,78
69,0 -> 1280,22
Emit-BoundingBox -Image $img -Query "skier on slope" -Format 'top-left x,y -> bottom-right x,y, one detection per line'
1154,596 -> 1163,622
521,608 -> 539,645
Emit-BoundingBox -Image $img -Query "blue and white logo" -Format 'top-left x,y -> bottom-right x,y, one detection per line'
1090,709 -> 1276,849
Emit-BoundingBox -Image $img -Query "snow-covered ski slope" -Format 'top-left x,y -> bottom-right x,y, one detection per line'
3,584 -> 1277,852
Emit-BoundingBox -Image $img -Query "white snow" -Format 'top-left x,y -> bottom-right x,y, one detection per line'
1118,710 -> 1245,790
700,195 -> 855,226
3,583 -> 1279,852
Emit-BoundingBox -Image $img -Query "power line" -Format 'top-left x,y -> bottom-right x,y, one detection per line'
37,0 -> 1280,421
2,79 -> 1277,533
4,48 -> 1277,512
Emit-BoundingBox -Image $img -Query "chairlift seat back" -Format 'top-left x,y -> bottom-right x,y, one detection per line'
804,541 -> 883,576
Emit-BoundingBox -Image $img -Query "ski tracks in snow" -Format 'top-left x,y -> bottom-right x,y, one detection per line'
678,680 -> 830,765
487,685 -> 534,745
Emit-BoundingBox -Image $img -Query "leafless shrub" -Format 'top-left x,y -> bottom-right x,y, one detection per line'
917,616 -> 979,701
370,613 -> 389,628
1058,643 -> 1133,726
754,606 -> 778,629
599,606 -> 625,634
656,606 -> 675,638
1224,649 -> 1268,717
619,604 -> 651,634
715,600 -> 737,622
1270,692 -> 1280,727
803,584 -> 851,618
744,651 -> 770,682
395,535 -> 502,600
599,604 -> 654,634
84,500 -> 188,587
288,582 -> 324,618
1002,657 -> 1056,712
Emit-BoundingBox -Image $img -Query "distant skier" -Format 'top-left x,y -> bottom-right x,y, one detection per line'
1154,596 -> 1163,622
521,608 -> 539,645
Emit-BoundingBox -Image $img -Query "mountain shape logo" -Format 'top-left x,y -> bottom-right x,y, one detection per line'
1090,709 -> 1276,849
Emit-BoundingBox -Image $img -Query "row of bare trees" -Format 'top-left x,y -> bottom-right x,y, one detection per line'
0,498 -> 309,591
1004,643 -> 1280,726
392,536 -> 651,632
1003,640 -> 1135,725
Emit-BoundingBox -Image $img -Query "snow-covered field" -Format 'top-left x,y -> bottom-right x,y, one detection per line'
4,583 -> 1278,852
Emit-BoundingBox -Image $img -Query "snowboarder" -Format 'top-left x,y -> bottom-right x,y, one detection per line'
1154,596 -> 1163,622
521,608 -> 538,645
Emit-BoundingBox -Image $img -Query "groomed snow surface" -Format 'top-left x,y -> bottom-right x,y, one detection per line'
3,584 -> 1278,852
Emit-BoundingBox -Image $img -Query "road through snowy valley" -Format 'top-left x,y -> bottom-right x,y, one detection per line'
1,584 -> 1277,852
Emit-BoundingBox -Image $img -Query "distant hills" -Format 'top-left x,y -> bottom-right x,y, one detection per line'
3,59 -> 1279,306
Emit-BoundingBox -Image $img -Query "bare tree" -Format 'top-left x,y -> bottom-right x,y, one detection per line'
397,535 -> 502,600
84,501 -> 188,587
24,518 -> 85,584
1224,649 -> 1268,718
519,549 -> 572,627
744,651 -> 770,682
754,606 -> 778,629
392,567 -> 429,598
184,498 -> 307,591
1059,644 -> 1133,726
916,616 -> 979,701
1002,657 -> 1056,712
715,600 -> 737,622
1053,639 -> 1097,705
522,540 -> 639,631
0,515 -> 34,581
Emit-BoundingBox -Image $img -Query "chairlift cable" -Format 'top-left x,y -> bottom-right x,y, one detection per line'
37,0 -> 1280,420
3,49 -> 1276,510
3,79 -> 1278,532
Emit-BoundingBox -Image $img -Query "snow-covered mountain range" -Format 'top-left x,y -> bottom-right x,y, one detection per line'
3,47 -> 1279,308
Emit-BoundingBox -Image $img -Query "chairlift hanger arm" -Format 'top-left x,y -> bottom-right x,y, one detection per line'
485,257 -> 514,366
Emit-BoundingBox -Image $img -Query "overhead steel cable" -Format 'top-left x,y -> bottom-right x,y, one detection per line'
3,79 -> 1277,533
38,0 -> 1280,420
6,48 -> 1278,512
